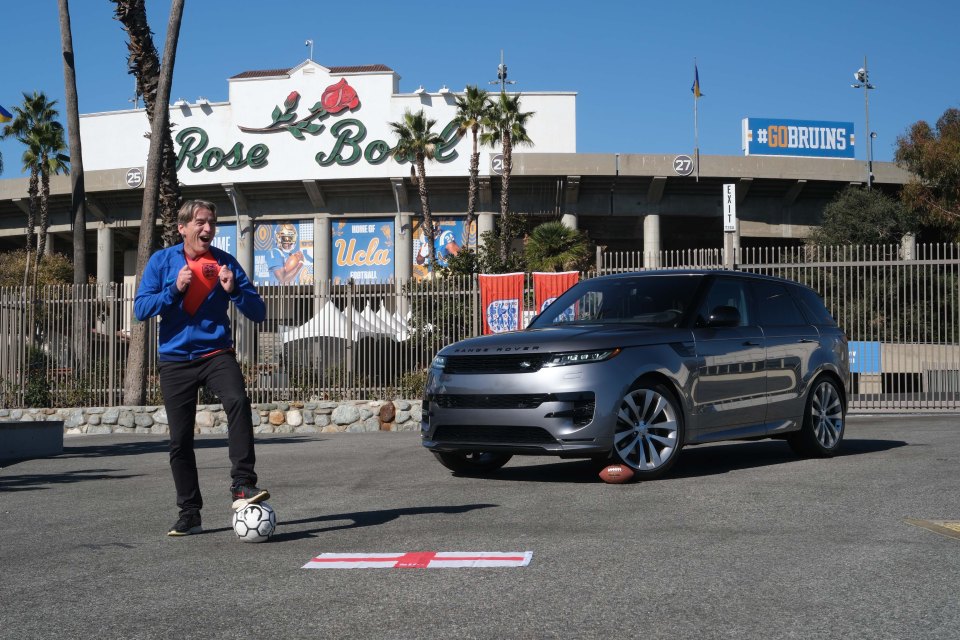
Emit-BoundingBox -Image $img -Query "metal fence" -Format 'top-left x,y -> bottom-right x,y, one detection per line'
1,242 -> 958,411
599,243 -> 960,412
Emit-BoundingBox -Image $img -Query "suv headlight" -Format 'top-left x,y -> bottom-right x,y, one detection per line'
542,348 -> 621,367
431,354 -> 447,370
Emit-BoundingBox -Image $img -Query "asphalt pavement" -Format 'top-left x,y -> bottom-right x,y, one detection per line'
1,415 -> 958,639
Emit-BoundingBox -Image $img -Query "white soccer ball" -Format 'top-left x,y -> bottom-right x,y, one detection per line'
232,502 -> 277,543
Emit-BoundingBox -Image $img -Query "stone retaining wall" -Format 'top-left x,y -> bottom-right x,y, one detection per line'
0,400 -> 423,436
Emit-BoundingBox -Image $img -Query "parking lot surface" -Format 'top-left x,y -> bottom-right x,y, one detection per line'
1,415 -> 958,639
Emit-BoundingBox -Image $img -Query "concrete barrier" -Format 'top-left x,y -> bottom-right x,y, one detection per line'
0,421 -> 64,461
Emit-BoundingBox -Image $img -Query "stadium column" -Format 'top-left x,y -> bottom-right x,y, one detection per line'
395,213 -> 412,280
391,177 -> 413,284
236,214 -> 254,277
96,223 -> 113,285
314,215 -> 330,315
478,212 -> 495,238
643,215 -> 661,268
477,176 -> 495,240
223,184 -> 254,277
562,176 -> 580,230
723,226 -> 737,270
394,213 -> 412,318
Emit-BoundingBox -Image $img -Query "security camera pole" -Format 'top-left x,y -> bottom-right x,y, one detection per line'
489,49 -> 516,93
851,56 -> 875,189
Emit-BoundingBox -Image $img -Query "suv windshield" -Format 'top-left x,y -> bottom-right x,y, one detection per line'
529,274 -> 703,328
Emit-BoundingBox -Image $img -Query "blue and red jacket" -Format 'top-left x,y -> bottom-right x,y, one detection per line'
134,244 -> 266,362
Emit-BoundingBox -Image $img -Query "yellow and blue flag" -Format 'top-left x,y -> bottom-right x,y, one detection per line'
691,65 -> 703,99
0,105 -> 11,123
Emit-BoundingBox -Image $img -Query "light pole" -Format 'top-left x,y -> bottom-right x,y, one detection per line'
851,55 -> 876,189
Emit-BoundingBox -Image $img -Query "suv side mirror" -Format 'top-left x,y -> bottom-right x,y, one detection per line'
707,305 -> 741,327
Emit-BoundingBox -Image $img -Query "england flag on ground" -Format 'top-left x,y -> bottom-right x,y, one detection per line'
303,551 -> 533,569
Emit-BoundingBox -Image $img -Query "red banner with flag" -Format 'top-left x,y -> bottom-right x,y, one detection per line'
533,271 -> 579,316
479,273 -> 525,334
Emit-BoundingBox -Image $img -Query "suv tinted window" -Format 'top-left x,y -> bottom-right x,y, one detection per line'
793,286 -> 837,326
530,274 -> 703,328
696,277 -> 751,327
751,281 -> 804,326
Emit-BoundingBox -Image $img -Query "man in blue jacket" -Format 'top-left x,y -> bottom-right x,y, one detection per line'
135,200 -> 269,537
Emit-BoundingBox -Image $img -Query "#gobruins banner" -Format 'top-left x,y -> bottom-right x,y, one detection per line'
479,273 -> 525,335
533,271 -> 579,317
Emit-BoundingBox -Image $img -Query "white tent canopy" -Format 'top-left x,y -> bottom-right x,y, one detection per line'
282,300 -> 409,343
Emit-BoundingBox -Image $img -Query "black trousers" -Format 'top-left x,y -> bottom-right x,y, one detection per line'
158,352 -> 257,515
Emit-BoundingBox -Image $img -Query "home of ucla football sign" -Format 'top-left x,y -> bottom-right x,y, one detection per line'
742,118 -> 855,159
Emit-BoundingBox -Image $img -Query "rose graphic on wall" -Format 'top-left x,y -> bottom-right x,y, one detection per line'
321,79 -> 359,114
238,79 -> 362,139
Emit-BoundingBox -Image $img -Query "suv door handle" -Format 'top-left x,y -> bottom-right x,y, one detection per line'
798,338 -> 816,343
742,340 -> 761,346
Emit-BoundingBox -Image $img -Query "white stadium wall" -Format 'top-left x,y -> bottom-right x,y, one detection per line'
78,60 -> 577,186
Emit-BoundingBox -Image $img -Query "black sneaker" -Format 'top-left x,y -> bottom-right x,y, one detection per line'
167,513 -> 202,537
231,484 -> 270,510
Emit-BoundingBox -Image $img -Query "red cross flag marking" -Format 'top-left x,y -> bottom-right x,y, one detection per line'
302,551 -> 533,569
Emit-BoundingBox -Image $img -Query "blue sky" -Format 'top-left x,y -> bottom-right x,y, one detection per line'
2,0 -> 958,176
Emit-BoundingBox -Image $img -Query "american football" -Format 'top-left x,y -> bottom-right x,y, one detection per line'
599,464 -> 635,484
284,251 -> 302,270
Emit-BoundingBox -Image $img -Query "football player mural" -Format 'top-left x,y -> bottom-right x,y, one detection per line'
253,221 -> 315,286
411,217 -> 476,279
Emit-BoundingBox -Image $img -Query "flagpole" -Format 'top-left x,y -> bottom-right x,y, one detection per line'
693,58 -> 700,183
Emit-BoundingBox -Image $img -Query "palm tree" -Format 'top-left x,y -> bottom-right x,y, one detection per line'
524,221 -> 592,272
112,0 -> 183,248
36,121 -> 71,264
122,0 -> 185,406
481,92 -> 534,261
58,0 -> 88,285
2,92 -> 63,273
17,135 -> 41,258
453,86 -> 492,237
390,109 -> 444,268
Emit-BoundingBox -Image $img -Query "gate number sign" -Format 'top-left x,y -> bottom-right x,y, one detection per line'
723,183 -> 737,232
673,155 -> 694,176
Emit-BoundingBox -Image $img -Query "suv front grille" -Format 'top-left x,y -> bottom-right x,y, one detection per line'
427,392 -> 596,429
433,394 -> 552,409
444,354 -> 551,374
432,425 -> 558,445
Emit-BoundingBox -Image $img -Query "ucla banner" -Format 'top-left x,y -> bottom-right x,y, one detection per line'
211,222 -> 237,258
479,273 -> 525,334
742,118 -> 854,158
331,218 -> 394,284
253,221 -> 315,286
411,216 -> 477,280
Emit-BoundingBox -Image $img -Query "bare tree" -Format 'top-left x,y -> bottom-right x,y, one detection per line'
123,0 -> 185,406
57,0 -> 87,285
58,0 -> 91,371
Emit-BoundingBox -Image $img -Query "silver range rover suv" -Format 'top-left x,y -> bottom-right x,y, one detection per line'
421,270 -> 849,479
